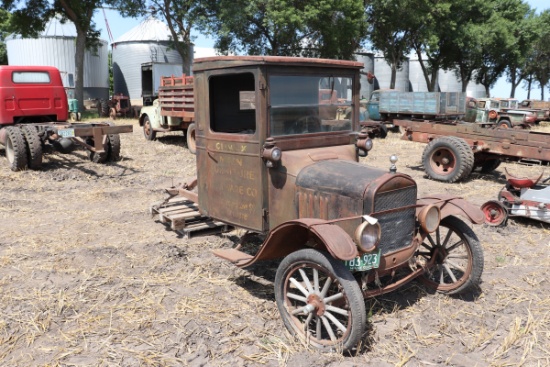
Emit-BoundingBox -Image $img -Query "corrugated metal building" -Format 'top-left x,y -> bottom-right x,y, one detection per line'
6,14 -> 109,100
111,16 -> 193,106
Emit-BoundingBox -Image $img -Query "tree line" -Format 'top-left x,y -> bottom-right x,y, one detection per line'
1,0 -> 549,109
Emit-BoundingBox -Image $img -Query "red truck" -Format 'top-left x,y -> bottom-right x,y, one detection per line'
0,65 -> 132,171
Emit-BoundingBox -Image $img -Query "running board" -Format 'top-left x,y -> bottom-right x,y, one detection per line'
150,197 -> 233,238
212,248 -> 254,267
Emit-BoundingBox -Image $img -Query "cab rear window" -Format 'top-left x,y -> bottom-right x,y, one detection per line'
12,71 -> 51,84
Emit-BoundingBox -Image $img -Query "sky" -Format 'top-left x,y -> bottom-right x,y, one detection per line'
92,0 -> 549,100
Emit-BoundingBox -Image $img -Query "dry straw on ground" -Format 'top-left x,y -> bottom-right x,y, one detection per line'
0,119 -> 549,366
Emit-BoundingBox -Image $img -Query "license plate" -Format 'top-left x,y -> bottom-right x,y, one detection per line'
58,128 -> 75,138
344,250 -> 381,271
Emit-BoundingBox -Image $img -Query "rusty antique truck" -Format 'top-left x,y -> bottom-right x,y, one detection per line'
138,74 -> 196,153
0,65 -> 132,171
151,56 -> 484,351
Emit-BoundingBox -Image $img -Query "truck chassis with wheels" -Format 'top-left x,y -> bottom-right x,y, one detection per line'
0,65 -> 133,171
1,122 -> 133,171
150,56 -> 485,352
395,119 -> 550,182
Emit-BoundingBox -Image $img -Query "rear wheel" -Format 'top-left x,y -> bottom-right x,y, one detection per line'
5,126 -> 28,171
21,125 -> 43,170
88,124 -> 121,163
100,100 -> 109,117
275,249 -> 366,352
186,123 -> 197,154
417,216 -> 484,294
422,137 -> 474,182
479,158 -> 501,173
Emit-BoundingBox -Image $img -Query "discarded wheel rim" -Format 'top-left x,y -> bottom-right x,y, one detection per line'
481,200 -> 508,226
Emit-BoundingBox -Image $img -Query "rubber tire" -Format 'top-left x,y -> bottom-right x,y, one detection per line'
143,115 -> 156,141
274,249 -> 366,352
5,126 -> 29,171
106,133 -> 121,162
100,100 -> 109,117
21,125 -> 43,170
479,159 -> 501,173
418,216 -> 484,295
422,136 -> 474,183
378,123 -> 388,139
186,123 -> 197,154
498,120 -> 512,128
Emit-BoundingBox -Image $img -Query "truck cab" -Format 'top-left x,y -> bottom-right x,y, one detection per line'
193,56 -> 361,232
0,65 -> 68,125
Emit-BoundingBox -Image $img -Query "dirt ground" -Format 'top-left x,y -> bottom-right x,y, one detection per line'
1,119 -> 549,367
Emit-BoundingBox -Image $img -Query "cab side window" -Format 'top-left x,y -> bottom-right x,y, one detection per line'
209,73 -> 256,134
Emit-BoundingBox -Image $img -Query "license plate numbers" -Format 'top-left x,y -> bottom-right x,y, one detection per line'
58,128 -> 75,138
344,250 -> 381,271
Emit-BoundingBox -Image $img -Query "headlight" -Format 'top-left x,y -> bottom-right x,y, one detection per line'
270,147 -> 282,161
354,215 -> 381,252
418,204 -> 441,233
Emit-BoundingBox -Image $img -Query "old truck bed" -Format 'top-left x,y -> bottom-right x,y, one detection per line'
158,75 -> 195,121
380,92 -> 466,117
395,119 -> 550,164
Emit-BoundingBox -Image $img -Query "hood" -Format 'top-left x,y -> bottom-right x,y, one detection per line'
296,160 -> 387,200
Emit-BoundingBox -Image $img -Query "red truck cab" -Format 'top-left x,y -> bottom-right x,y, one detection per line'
0,65 -> 68,125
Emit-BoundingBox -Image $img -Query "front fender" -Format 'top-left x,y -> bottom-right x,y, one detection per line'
139,105 -> 159,127
232,219 -> 359,268
417,194 -> 484,224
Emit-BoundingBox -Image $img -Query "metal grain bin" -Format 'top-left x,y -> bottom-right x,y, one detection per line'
373,54 -> 410,92
409,56 -> 432,92
355,51 -> 375,100
111,16 -> 193,106
5,14 -> 109,100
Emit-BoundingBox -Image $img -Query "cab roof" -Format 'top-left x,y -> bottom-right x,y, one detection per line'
192,56 -> 364,73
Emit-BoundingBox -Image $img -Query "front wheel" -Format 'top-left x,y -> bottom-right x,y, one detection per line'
143,115 -> 156,141
274,249 -> 366,352
498,120 -> 512,128
416,216 -> 484,295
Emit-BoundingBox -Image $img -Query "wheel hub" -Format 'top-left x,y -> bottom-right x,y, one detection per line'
306,294 -> 325,316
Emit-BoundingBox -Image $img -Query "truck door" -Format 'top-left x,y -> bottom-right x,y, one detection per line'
366,91 -> 380,120
197,70 -> 266,232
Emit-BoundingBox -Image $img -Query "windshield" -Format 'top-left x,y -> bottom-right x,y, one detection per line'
269,75 -> 354,136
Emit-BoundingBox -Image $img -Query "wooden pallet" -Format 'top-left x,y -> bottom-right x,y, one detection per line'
150,197 -> 232,238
